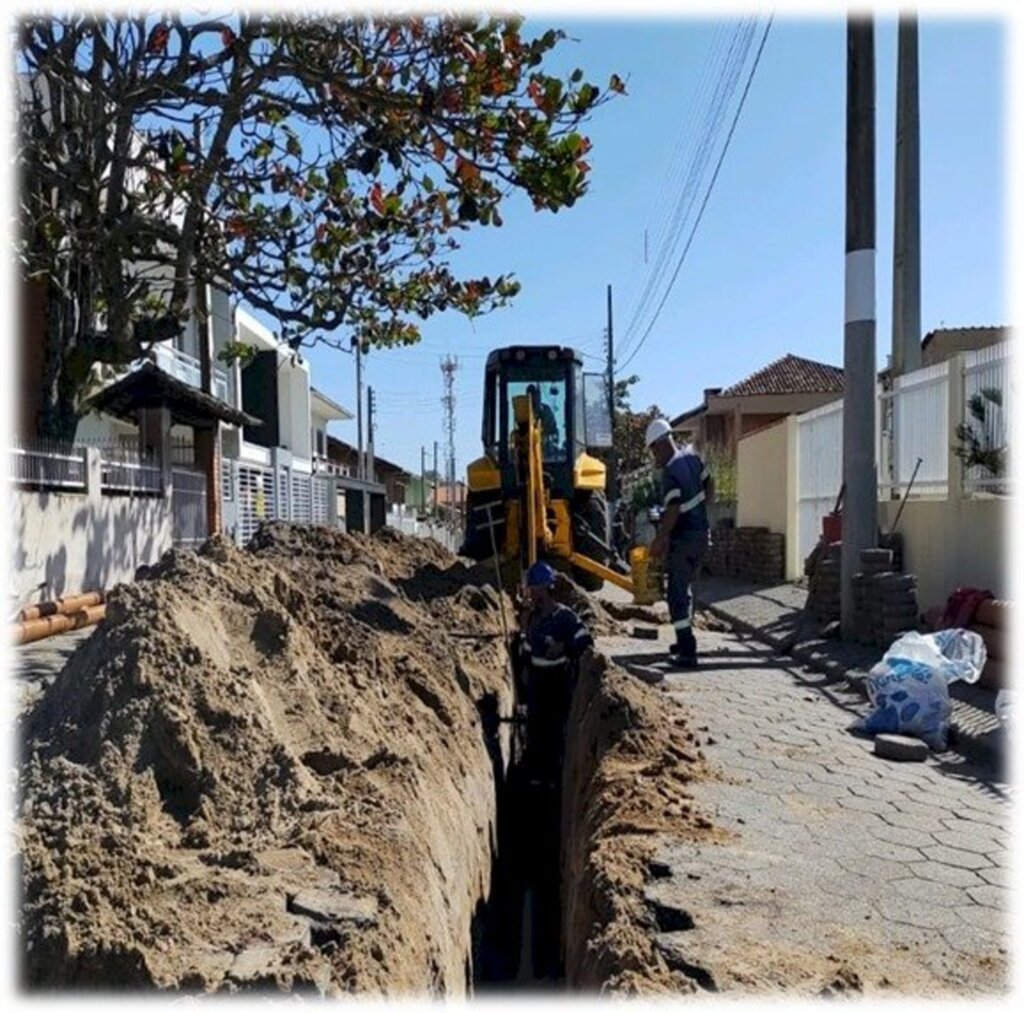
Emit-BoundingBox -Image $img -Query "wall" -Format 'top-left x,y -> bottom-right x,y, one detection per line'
12,449 -> 173,602
277,356 -> 312,461
878,496 -> 1009,611
737,417 -> 789,532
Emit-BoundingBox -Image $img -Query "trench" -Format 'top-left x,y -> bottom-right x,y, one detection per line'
469,667 -> 575,992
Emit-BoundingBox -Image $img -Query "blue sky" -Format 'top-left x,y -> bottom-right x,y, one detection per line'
285,15 -> 1007,478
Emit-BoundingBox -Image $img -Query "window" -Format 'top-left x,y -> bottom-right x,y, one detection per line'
506,379 -> 568,463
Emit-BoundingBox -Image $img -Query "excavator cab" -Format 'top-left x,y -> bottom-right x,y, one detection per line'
462,346 -> 612,589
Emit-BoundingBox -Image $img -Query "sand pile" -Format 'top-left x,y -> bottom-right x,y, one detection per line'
19,524 -> 512,995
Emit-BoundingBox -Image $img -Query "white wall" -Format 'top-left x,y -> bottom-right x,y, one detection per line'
278,357 -> 312,461
12,450 -> 173,602
878,497 -> 1009,611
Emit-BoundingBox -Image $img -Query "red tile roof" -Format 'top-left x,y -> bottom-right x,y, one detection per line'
720,354 -> 844,397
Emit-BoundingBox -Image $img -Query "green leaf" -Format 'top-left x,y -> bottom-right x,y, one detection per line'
286,135 -> 302,158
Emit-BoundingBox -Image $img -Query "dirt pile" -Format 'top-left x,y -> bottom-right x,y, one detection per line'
19,523 -> 513,995
561,653 -> 723,993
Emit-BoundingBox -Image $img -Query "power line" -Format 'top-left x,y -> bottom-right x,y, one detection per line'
619,19 -> 753,355
619,17 -> 759,361
618,15 -> 774,374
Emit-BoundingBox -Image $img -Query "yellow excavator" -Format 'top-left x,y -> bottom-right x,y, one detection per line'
461,345 -> 659,603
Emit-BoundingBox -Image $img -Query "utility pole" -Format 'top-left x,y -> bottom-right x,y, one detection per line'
432,440 -> 438,517
441,356 -> 459,538
420,445 -> 426,513
842,16 -> 879,639
892,14 -> 922,377
366,386 -> 375,484
606,283 -> 617,499
351,337 -> 364,480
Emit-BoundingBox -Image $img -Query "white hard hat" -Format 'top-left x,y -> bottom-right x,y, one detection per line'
645,418 -> 673,448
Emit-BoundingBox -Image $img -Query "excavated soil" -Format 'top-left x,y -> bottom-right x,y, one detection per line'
19,524 -> 513,995
561,653 -> 723,994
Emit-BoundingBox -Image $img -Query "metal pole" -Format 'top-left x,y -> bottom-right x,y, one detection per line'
606,284 -> 616,497
420,445 -> 426,514
352,338 -> 364,480
433,440 -> 438,517
841,16 -> 880,639
892,14 -> 922,376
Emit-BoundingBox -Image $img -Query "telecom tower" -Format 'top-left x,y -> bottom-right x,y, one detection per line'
440,355 -> 459,541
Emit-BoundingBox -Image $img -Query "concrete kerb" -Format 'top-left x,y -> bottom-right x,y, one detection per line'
697,596 -> 1002,773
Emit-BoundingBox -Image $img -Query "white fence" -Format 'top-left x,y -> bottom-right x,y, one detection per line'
229,461 -> 335,546
11,439 -> 87,490
879,361 -> 950,497
795,398 -> 844,565
963,343 -> 1011,494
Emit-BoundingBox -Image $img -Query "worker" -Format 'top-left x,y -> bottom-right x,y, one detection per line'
515,561 -> 592,777
514,559 -> 591,982
645,418 -> 714,668
526,384 -> 560,457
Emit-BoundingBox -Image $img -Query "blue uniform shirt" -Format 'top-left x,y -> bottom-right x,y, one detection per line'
523,603 -> 593,670
661,449 -> 710,540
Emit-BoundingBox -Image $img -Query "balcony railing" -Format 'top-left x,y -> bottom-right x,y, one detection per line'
151,343 -> 229,403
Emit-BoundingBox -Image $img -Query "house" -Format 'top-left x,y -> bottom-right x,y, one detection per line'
671,354 -> 845,456
326,437 -> 410,506
921,326 -> 1011,367
311,388 -> 353,474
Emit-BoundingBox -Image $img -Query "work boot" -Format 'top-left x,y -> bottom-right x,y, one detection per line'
668,631 -> 698,669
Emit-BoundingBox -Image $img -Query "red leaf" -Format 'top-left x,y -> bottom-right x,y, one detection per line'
316,223 -> 328,243
527,79 -> 543,106
146,24 -> 169,55
370,182 -> 386,215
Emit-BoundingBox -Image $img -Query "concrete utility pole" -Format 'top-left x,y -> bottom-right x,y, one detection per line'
606,284 -> 616,497
892,14 -> 922,377
420,445 -> 426,513
842,17 -> 880,639
352,337 -> 364,480
432,440 -> 438,517
441,355 -> 459,536
194,279 -> 222,536
366,386 -> 375,484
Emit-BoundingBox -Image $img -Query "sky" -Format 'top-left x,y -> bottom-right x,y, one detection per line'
260,13 -> 1008,481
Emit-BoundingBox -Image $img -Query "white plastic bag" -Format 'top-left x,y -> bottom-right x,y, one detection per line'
853,630 -> 987,751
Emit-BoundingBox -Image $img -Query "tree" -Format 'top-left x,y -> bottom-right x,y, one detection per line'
954,387 -> 1006,479
611,373 -> 664,476
18,14 -> 624,439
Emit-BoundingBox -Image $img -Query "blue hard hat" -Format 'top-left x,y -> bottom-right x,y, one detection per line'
526,561 -> 557,587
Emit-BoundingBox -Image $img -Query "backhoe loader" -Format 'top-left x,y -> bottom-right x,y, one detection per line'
460,345 -> 658,603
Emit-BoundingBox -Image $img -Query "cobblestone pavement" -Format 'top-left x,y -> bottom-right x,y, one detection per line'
696,576 -> 1005,771
599,621 -> 1010,997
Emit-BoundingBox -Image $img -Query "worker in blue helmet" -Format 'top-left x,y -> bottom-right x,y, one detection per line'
513,559 -> 593,980
519,561 -> 593,675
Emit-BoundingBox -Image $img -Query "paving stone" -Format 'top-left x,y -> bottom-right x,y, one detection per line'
975,865 -> 1009,888
907,860 -> 986,890
966,884 -> 1009,911
889,875 -> 967,908
836,794 -> 897,817
875,894 -> 962,931
862,840 -> 924,866
871,824 -> 937,850
920,845 -> 992,871
874,733 -> 929,762
933,829 -> 1005,856
955,904 -> 1007,934
941,921 -> 1005,957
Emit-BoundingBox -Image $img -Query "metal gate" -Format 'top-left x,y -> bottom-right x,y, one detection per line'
171,467 -> 208,547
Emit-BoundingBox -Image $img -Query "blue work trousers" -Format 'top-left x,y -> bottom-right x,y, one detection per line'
667,533 -> 708,656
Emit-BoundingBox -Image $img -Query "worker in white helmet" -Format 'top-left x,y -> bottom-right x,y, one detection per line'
645,418 -> 714,667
